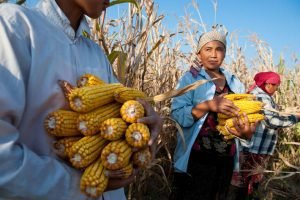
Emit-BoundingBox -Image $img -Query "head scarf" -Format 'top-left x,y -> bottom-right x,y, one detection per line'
248,71 -> 281,94
196,28 -> 227,53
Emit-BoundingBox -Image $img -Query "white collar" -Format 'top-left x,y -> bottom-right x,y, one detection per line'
35,0 -> 91,40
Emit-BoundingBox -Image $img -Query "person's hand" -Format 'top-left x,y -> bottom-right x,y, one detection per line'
208,94 -> 240,117
105,168 -> 139,191
226,113 -> 259,139
136,99 -> 163,157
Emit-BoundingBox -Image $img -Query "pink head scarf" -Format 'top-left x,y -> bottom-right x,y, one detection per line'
248,72 -> 281,94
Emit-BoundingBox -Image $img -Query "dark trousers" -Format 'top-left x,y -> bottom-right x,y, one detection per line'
170,150 -> 234,200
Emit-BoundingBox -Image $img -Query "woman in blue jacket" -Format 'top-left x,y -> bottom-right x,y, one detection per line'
170,27 -> 257,200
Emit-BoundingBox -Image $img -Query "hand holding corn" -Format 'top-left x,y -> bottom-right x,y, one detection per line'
135,99 -> 163,157
217,94 -> 265,140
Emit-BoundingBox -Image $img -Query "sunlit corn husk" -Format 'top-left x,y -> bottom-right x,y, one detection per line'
78,103 -> 121,136
101,140 -> 132,170
80,158 -> 108,198
125,123 -> 150,148
100,118 -> 127,141
68,83 -> 123,113
44,110 -> 81,137
77,74 -> 106,87
69,135 -> 108,168
53,136 -> 82,159
132,147 -> 152,168
120,100 -> 145,123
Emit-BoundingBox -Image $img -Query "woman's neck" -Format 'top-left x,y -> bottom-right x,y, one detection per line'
205,69 -> 222,79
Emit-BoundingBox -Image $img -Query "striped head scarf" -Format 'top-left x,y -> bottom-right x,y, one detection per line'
196,27 -> 227,53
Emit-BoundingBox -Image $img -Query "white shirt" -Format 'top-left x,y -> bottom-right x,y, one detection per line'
0,0 -> 124,199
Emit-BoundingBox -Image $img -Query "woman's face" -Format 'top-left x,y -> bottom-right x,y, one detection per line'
197,41 -> 226,72
74,0 -> 110,18
265,83 -> 279,95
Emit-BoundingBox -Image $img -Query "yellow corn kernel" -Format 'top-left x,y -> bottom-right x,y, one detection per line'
69,134 -> 108,168
120,100 -> 145,123
114,87 -> 147,103
125,123 -> 150,149
225,113 -> 265,128
101,140 -> 132,170
105,163 -> 134,179
53,136 -> 82,159
80,158 -> 108,198
100,118 -> 127,141
68,83 -> 123,113
44,110 -> 81,137
77,74 -> 106,87
78,103 -> 122,136
132,147 -> 152,168
224,93 -> 256,101
218,100 -> 264,119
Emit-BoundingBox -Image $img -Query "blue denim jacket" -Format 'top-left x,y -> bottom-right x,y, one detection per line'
171,67 -> 245,172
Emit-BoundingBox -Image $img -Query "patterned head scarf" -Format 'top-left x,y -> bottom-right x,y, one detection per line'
248,71 -> 281,94
196,25 -> 227,53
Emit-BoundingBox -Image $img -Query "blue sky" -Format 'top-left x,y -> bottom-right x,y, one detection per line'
24,0 -> 300,67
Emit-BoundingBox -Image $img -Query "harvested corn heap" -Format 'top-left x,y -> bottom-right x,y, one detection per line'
217,93 -> 265,140
44,74 -> 152,198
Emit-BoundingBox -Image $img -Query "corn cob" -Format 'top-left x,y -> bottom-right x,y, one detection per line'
101,140 -> 132,170
69,134 -> 108,168
132,147 -> 152,168
53,137 -> 82,159
80,158 -> 108,198
100,118 -> 127,141
77,74 -> 106,87
224,93 -> 256,101
218,100 -> 264,119
78,103 -> 122,136
224,113 -> 265,128
114,87 -> 147,103
44,110 -> 81,137
125,123 -> 150,148
68,83 -> 123,113
120,100 -> 145,123
105,163 -> 134,179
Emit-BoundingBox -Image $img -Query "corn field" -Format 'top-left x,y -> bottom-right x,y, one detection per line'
93,1 -> 300,199
3,0 -> 299,199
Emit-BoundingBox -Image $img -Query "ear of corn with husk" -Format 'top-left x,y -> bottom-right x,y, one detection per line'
69,135 -> 108,168
217,94 -> 265,140
53,136 -> 82,159
100,118 -> 127,140
101,140 -> 132,170
68,83 -> 123,113
44,110 -> 81,137
125,123 -> 150,148
120,100 -> 145,123
80,158 -> 108,198
77,74 -> 106,87
78,103 -> 122,136
132,147 -> 152,168
114,87 -> 147,103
